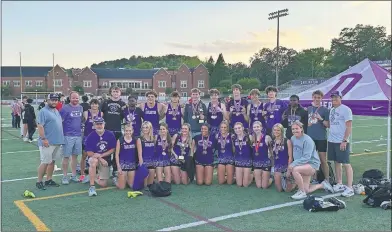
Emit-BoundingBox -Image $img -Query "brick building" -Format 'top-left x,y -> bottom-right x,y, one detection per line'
1,63 -> 209,97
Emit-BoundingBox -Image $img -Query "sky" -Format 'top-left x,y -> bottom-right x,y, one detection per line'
2,1 -> 391,68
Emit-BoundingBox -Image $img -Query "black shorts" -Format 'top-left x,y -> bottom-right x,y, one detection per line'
253,166 -> 272,172
327,142 -> 350,164
23,119 -> 28,124
313,140 -> 327,152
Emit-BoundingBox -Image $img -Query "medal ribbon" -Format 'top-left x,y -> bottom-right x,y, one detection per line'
255,134 -> 263,152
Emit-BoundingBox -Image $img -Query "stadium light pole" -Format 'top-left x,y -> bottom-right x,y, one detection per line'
268,9 -> 289,87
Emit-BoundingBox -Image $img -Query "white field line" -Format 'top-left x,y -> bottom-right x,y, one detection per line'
157,192 -> 342,231
353,124 -> 387,128
3,150 -> 39,154
1,173 -> 69,183
352,138 -> 389,144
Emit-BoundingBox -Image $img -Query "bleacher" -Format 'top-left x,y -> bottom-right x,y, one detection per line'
276,79 -> 326,99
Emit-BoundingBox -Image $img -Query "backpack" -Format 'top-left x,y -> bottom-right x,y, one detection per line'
303,195 -> 345,212
149,181 -> 172,197
363,180 -> 391,207
362,169 -> 384,180
316,161 -> 336,185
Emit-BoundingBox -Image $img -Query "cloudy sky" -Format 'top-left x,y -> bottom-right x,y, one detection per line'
2,1 -> 391,68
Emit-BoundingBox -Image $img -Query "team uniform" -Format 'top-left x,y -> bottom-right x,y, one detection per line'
263,99 -> 287,135
123,106 -> 143,137
215,133 -> 234,165
118,136 -> 138,172
232,135 -> 252,168
251,134 -> 271,171
193,134 -> 215,166
166,104 -> 182,136
140,137 -> 156,169
227,98 -> 249,130
207,103 -> 224,136
272,138 -> 290,173
143,103 -> 160,135
249,102 -> 266,134
171,135 -> 191,169
155,135 -> 171,167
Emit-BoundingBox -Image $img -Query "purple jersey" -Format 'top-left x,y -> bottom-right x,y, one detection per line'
227,98 -> 249,129
166,104 -> 182,136
194,134 -> 215,166
143,103 -> 159,134
84,110 -> 102,139
263,99 -> 287,130
207,102 -> 224,135
85,130 -> 116,163
123,106 -> 143,137
140,137 -> 156,168
155,135 -> 171,167
232,134 -> 252,168
249,102 -> 266,133
118,136 -> 138,171
272,138 -> 289,173
171,135 -> 191,166
251,134 -> 271,169
215,133 -> 234,165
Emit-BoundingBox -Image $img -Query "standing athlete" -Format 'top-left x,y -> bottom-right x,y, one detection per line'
100,86 -> 126,177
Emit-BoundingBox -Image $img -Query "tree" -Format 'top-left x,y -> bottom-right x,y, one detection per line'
210,53 -> 229,88
218,80 -> 232,89
73,86 -> 85,95
125,88 -> 133,95
205,56 -> 215,76
228,62 -> 250,83
1,85 -> 12,97
135,62 -> 154,69
237,78 -> 261,91
165,87 -> 174,95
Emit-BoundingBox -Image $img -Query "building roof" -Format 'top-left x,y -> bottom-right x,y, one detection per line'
91,68 -> 158,79
1,66 -> 53,78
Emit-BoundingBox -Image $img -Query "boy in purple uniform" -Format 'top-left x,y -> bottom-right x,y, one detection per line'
123,95 -> 143,137
226,84 -> 249,131
85,117 -> 116,197
263,86 -> 287,136
142,90 -> 166,135
59,91 -> 83,184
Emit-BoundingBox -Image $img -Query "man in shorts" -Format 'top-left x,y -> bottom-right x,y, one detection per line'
84,117 -> 116,196
328,91 -> 354,197
60,91 -> 83,184
36,93 -> 65,190
307,90 -> 330,182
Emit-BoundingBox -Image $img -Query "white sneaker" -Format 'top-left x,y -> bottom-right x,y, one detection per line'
54,165 -> 62,171
88,186 -> 97,197
23,137 -> 28,142
341,187 -> 354,197
291,190 -> 307,200
333,183 -> 345,192
322,180 -> 334,193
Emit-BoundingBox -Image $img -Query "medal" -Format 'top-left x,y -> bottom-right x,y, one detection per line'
202,150 -> 207,155
173,117 -> 177,120
178,155 -> 184,160
220,149 -> 225,153
211,115 -> 217,119
255,152 -> 259,156
254,117 -> 258,121
270,115 -> 274,119
192,115 -> 196,119
239,151 -> 242,155
162,152 -> 166,155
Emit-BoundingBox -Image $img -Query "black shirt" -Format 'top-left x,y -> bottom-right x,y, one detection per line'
101,99 -> 126,132
80,102 -> 90,112
281,106 -> 308,138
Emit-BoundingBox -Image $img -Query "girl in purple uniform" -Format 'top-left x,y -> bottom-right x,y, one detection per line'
250,121 -> 272,189
193,124 -> 215,185
207,89 -> 227,136
232,122 -> 253,187
80,99 -> 103,182
271,123 -> 296,192
171,124 -> 193,185
115,124 -> 142,189
137,121 -> 156,186
165,91 -> 183,136
215,120 -> 234,185
155,123 -> 172,183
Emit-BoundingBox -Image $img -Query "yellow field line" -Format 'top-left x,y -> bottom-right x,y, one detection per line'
21,186 -> 116,202
14,200 -> 50,231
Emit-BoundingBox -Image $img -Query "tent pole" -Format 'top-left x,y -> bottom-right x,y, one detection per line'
387,100 -> 391,179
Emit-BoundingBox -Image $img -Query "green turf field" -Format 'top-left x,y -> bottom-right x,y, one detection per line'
1,105 -> 391,231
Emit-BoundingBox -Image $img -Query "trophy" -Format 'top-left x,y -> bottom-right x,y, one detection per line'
198,108 -> 204,124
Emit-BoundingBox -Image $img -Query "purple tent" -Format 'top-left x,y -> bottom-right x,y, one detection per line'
286,58 -> 391,178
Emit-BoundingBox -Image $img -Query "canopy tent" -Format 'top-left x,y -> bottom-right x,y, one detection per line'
285,58 -> 391,179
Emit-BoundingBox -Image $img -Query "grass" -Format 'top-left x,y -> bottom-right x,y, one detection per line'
1,106 -> 391,231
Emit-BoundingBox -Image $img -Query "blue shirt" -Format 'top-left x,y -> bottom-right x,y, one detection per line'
37,105 -> 65,146
291,134 -> 320,170
60,104 -> 83,136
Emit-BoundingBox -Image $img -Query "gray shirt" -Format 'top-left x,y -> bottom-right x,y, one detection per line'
183,100 -> 208,134
37,105 -> 65,146
291,134 -> 320,170
328,104 -> 352,143
306,105 -> 330,140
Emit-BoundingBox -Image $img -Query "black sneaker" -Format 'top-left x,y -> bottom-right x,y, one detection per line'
45,179 -> 60,187
36,181 -> 46,190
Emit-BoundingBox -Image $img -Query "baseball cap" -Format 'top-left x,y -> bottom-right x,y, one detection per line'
47,93 -> 59,99
330,91 -> 342,98
93,117 -> 105,123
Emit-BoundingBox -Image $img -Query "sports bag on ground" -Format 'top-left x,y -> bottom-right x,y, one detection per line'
149,181 -> 172,197
303,195 -> 346,212
363,180 -> 391,208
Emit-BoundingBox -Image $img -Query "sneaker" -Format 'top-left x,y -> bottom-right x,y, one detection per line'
54,165 -> 62,171
44,179 -> 60,187
79,175 -> 85,182
82,175 -> 90,184
62,176 -> 69,185
341,187 -> 354,197
291,190 -> 307,200
36,181 -> 46,190
327,197 -> 346,209
281,175 -> 287,191
322,180 -> 334,193
70,175 -> 79,183
333,183 -> 345,192
112,177 -> 118,186
88,186 -> 97,197
23,137 -> 28,142
311,179 -> 319,185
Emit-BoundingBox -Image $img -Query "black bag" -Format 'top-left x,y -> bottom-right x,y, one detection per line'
363,181 -> 391,207
149,181 -> 172,197
303,196 -> 343,212
362,169 -> 384,180
316,161 -> 336,185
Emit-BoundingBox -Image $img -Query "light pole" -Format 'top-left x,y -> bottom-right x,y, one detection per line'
268,8 -> 289,87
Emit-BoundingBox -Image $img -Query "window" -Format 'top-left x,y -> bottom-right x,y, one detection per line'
25,80 -> 32,87
69,80 -> 72,88
200,91 -> 205,97
2,81 -> 10,86
83,81 -> 92,88
36,81 -> 43,87
53,79 -> 62,87
103,82 -> 109,88
143,82 -> 148,89
158,81 -> 166,88
13,81 -> 20,87
198,80 -> 205,88
181,92 -> 187,97
180,80 -> 187,88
